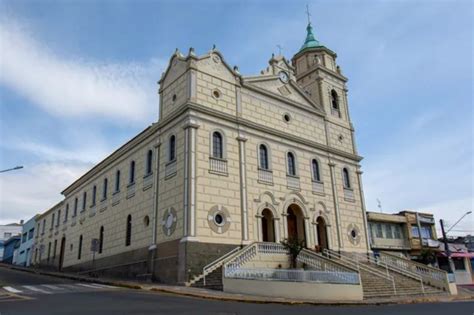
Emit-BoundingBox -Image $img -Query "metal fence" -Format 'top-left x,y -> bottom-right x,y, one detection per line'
225,267 -> 359,285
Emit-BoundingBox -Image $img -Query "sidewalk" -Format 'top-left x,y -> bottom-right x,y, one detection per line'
1,263 -> 473,306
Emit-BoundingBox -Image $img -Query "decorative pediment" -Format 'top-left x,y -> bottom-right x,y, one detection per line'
195,50 -> 239,84
244,77 -> 324,113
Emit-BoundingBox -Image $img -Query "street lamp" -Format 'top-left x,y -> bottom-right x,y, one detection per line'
0,166 -> 24,173
440,210 -> 472,273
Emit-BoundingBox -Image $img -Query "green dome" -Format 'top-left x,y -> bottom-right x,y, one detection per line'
299,23 -> 322,52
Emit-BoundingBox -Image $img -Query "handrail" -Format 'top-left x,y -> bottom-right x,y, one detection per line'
351,252 -> 424,294
299,249 -> 358,273
203,246 -> 241,286
324,249 -> 393,281
324,249 -> 397,294
379,251 -> 449,291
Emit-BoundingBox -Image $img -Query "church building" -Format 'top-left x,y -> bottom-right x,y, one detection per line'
33,20 -> 370,285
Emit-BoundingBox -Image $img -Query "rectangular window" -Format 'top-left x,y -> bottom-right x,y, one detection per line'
51,213 -> 55,230
42,219 -> 46,234
420,225 -> 432,239
453,258 -> 466,270
385,224 -> 394,239
56,210 -> 61,226
394,225 -> 402,239
376,223 -> 383,238
28,228 -> 34,240
411,225 -> 420,238
22,232 -> 27,243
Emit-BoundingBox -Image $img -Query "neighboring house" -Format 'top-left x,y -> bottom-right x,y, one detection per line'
15,215 -> 39,267
367,210 -> 440,259
0,222 -> 22,261
2,235 -> 21,264
437,243 -> 474,285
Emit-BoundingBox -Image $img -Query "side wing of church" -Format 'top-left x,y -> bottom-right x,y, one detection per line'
33,22 -> 370,285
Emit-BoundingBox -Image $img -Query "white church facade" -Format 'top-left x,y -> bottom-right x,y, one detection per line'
32,21 -> 455,299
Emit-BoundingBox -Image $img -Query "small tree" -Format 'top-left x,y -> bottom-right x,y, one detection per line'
420,248 -> 437,266
281,238 -> 306,268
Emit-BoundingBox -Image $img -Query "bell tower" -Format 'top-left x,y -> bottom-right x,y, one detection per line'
292,21 -> 352,127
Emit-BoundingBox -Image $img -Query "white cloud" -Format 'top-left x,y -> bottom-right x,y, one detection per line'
0,17 -> 164,123
0,161 -> 91,224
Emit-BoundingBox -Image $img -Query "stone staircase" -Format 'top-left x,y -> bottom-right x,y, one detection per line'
324,249 -> 449,299
191,266 -> 223,290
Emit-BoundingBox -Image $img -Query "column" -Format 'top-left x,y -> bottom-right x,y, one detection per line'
329,162 -> 343,250
255,214 -> 262,242
237,135 -> 249,241
356,170 -> 370,253
281,212 -> 288,239
274,218 -> 281,242
304,217 -> 311,248
183,122 -> 199,238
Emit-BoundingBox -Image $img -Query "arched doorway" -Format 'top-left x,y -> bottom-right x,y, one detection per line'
58,237 -> 66,271
261,209 -> 275,242
316,217 -> 328,250
287,204 -> 306,244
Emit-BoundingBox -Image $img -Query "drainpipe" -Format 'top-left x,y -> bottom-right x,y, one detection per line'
150,140 -> 161,280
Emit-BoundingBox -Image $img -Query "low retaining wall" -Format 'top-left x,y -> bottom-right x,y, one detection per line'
223,277 -> 363,301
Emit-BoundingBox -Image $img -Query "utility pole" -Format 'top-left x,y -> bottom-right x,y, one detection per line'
440,219 -> 453,273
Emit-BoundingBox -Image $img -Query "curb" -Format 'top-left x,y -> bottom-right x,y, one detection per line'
1,264 -> 473,306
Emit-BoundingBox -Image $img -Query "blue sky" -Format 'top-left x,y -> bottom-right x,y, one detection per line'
0,0 -> 472,236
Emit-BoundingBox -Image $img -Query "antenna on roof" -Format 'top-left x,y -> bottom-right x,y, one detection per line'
305,4 -> 312,25
377,199 -> 383,213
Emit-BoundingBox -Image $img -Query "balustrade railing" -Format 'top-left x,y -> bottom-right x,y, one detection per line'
379,251 -> 449,291
343,187 -> 355,201
258,169 -> 273,185
324,249 -> 397,293
209,157 -> 228,175
165,160 -> 177,178
286,175 -> 300,190
312,181 -> 324,195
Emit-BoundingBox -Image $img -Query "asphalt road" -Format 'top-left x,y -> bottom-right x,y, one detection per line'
1,266 -> 473,315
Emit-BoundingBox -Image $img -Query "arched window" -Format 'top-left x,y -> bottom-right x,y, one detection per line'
99,226 -> 104,254
129,160 -> 135,184
115,170 -> 121,192
146,150 -> 153,175
259,144 -> 269,170
102,178 -> 108,200
74,198 -> 78,216
287,152 -> 296,176
312,159 -> 321,182
92,185 -> 97,206
169,135 -> 176,161
64,204 -> 69,222
331,90 -> 339,110
125,215 -> 132,246
78,235 -> 83,260
82,191 -> 87,211
212,132 -> 223,159
343,167 -> 351,189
